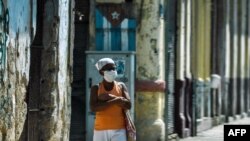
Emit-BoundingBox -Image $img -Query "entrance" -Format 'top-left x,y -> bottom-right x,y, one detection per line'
25,0 -> 44,140
69,0 -> 90,140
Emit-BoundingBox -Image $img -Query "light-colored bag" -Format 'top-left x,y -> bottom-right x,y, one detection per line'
124,110 -> 136,141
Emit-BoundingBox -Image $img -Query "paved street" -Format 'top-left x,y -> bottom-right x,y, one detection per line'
179,117 -> 250,141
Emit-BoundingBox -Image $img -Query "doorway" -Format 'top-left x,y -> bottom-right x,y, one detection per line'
24,0 -> 44,141
69,0 -> 90,140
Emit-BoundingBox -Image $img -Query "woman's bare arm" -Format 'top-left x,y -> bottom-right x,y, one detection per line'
118,82 -> 132,110
90,85 -> 123,112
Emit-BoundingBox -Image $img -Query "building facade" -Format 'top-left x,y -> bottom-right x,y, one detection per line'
0,0 -> 74,140
0,0 -> 250,141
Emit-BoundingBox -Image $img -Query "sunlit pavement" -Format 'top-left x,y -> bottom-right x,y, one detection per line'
179,117 -> 250,141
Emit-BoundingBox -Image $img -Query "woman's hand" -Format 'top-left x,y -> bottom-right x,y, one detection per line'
98,93 -> 117,101
115,97 -> 129,109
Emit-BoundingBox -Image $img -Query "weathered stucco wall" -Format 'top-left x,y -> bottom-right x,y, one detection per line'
135,0 -> 166,141
136,92 -> 165,141
0,0 -> 73,140
39,0 -> 72,140
136,0 -> 164,80
0,0 -> 36,140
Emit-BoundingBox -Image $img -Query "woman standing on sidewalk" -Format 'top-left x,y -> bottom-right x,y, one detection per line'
90,58 -> 131,141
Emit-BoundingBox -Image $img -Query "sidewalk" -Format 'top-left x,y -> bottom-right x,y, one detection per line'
179,117 -> 250,141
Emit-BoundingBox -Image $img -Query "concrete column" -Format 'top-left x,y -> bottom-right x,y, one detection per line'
184,0 -> 192,136
228,0 -> 238,119
223,0 -> 231,121
194,0 -> 206,120
192,0 -> 213,132
204,0 -> 211,118
239,0 -> 247,117
247,0 -> 250,114
236,0 -> 242,116
135,0 -> 166,140
175,0 -> 186,137
39,0 -> 72,140
193,0 -> 211,119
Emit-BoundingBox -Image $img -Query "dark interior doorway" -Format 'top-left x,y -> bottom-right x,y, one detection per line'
21,0 -> 44,141
69,0 -> 89,140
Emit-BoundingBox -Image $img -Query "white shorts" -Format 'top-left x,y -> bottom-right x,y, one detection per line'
93,129 -> 127,141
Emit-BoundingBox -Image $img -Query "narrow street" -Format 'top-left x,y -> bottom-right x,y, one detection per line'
179,117 -> 250,141
1,0 -> 250,141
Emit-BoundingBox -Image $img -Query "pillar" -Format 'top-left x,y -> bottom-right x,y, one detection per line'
135,0 -> 166,140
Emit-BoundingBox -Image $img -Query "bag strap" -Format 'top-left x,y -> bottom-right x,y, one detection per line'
118,82 -> 127,99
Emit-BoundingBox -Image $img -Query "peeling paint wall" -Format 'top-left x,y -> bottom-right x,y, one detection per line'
136,0 -> 164,80
0,0 -> 73,140
0,0 -> 35,140
39,0 -> 72,140
135,0 -> 166,141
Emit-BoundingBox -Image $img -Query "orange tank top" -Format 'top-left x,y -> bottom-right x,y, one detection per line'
94,81 -> 125,130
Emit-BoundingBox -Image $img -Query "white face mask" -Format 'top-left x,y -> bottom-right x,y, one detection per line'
104,70 -> 117,82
